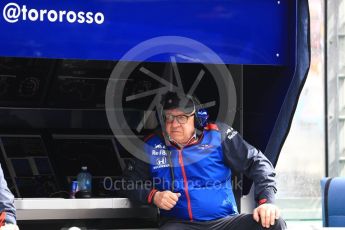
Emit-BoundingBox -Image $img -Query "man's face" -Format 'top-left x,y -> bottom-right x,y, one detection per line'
164,108 -> 195,145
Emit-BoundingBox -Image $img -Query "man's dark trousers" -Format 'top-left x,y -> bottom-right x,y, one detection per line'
160,214 -> 287,230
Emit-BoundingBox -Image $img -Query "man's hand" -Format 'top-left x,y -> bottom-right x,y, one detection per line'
0,224 -> 19,230
253,203 -> 280,228
153,190 -> 181,210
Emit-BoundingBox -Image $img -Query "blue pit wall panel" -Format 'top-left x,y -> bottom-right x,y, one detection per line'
0,0 -> 291,65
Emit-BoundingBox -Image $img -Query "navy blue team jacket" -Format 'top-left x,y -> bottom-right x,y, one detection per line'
123,123 -> 277,222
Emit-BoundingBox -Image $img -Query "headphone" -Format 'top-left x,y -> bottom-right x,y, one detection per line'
189,95 -> 209,129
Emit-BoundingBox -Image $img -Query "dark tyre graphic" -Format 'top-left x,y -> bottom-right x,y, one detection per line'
106,36 -> 237,164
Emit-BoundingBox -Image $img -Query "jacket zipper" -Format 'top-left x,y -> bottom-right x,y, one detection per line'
167,151 -> 175,192
178,149 -> 193,221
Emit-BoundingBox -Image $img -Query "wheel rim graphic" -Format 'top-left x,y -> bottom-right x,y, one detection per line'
105,36 -> 237,165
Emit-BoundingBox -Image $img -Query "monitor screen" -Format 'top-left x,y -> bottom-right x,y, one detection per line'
1,137 -> 47,157
52,138 -> 122,177
11,159 -> 33,177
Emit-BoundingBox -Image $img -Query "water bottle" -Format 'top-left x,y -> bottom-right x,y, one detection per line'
76,166 -> 92,198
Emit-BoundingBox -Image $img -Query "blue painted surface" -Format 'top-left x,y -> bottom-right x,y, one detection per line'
321,177 -> 345,227
0,0 -> 289,64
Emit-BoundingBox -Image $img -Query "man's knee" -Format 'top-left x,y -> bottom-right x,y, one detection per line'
269,217 -> 287,230
159,222 -> 188,230
159,223 -> 175,230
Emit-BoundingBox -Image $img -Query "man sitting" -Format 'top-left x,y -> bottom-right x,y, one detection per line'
123,91 -> 286,230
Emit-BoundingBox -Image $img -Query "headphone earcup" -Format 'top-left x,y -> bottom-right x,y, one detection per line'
195,108 -> 208,128
194,110 -> 202,128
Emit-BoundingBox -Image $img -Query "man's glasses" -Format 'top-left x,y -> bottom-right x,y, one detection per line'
164,113 -> 194,124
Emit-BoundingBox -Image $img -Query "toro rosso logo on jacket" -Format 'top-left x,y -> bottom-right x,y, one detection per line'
154,144 -> 165,149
